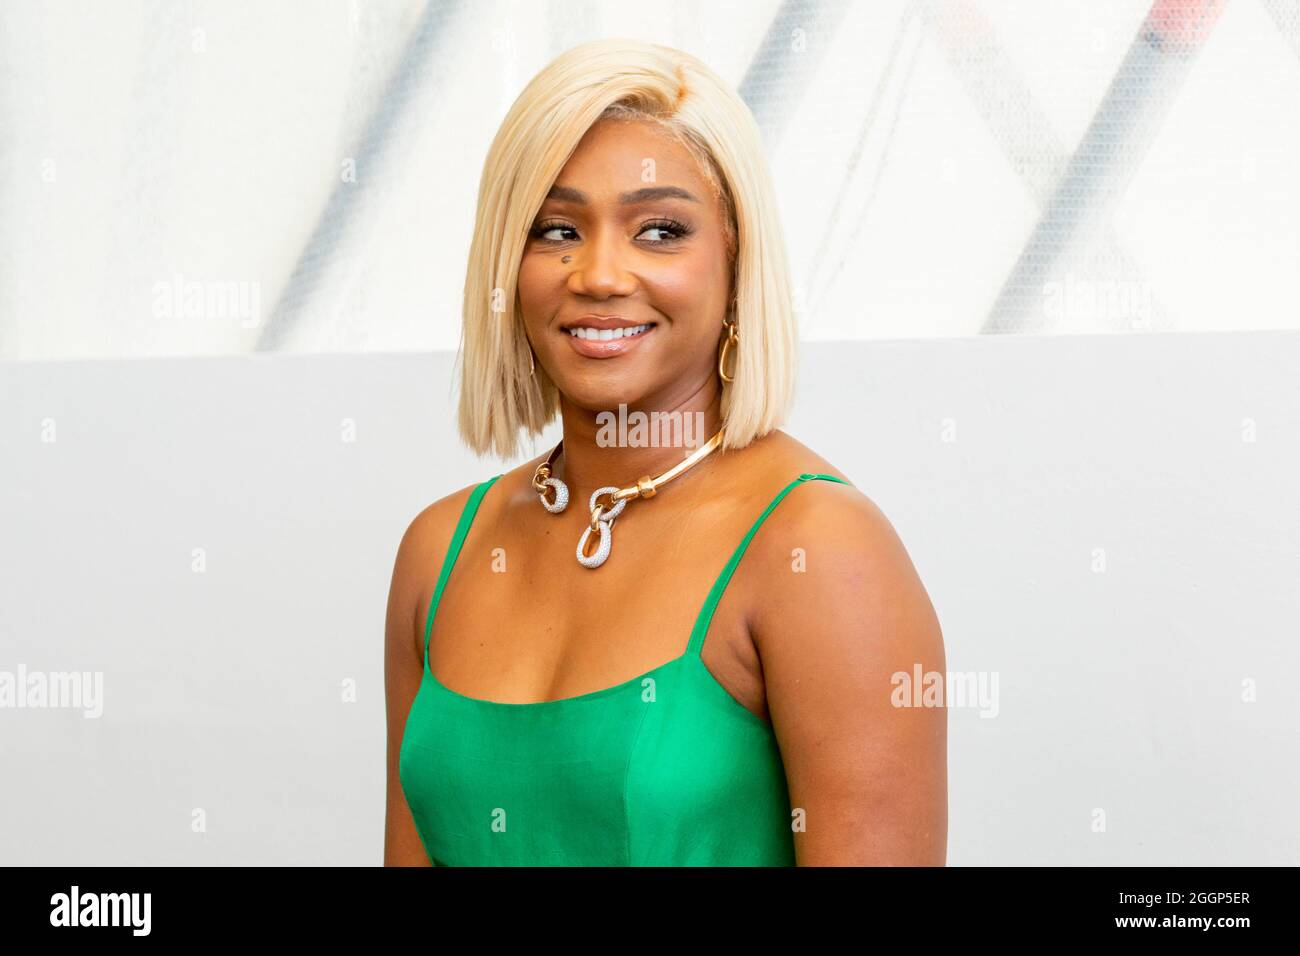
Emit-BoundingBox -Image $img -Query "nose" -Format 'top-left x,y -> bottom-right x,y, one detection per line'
564,226 -> 638,300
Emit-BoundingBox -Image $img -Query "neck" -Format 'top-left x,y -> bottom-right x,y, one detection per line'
553,377 -> 725,503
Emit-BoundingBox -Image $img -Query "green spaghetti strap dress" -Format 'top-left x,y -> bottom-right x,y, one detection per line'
399,472 -> 852,866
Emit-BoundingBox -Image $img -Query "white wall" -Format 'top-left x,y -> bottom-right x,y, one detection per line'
2,333 -> 1296,864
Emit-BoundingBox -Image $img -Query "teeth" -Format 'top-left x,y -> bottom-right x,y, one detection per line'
568,324 -> 652,341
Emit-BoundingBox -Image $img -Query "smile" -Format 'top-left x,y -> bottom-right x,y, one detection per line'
561,322 -> 657,359
566,323 -> 653,340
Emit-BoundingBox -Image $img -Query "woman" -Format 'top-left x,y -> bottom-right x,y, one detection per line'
384,38 -> 946,866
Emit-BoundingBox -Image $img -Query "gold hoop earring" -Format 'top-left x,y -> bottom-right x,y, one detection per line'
528,346 -> 536,377
718,317 -> 739,384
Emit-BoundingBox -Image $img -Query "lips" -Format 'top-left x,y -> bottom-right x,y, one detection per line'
561,321 -> 655,358
560,315 -> 657,359
567,323 -> 654,341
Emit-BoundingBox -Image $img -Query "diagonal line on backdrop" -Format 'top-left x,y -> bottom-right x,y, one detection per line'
738,0 -> 854,151
256,0 -> 467,352
977,0 -> 1226,333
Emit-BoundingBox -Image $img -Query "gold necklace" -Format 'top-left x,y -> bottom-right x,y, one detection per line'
532,427 -> 725,568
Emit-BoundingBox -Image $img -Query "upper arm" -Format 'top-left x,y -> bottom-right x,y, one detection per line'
753,485 -> 947,866
382,490 -> 472,866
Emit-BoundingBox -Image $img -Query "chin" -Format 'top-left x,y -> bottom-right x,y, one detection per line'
554,377 -> 653,414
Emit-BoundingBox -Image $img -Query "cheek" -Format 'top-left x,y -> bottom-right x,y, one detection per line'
515,256 -> 559,334
649,254 -> 720,318
516,257 -> 542,311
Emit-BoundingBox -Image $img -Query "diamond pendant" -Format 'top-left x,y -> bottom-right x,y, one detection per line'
576,486 -> 627,569
536,476 -> 569,513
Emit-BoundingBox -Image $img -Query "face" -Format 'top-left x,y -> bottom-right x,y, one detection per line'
516,118 -> 734,414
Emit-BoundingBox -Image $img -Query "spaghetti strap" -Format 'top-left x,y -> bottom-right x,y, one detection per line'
423,475 -> 503,666
685,472 -> 853,658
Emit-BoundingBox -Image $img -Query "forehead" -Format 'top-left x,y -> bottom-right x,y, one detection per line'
550,118 -> 713,199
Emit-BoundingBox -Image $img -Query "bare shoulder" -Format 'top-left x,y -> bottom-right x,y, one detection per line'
744,430 -> 939,656
394,481 -> 484,582
399,451 -> 544,555
386,468 -> 520,662
745,429 -> 891,548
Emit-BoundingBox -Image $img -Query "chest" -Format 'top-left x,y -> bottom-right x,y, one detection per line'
398,651 -> 796,866
422,499 -> 773,715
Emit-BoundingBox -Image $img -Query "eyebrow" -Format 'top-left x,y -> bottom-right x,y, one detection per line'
545,184 -> 701,205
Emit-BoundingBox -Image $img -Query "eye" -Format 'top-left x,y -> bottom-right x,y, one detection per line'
530,219 -> 577,243
637,218 -> 692,243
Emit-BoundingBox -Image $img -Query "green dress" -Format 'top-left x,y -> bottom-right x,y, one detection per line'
399,471 -> 851,865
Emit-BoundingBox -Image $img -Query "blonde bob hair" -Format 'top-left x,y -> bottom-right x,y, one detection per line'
456,38 -> 797,460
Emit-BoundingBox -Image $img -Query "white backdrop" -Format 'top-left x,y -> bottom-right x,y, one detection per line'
2,333 -> 1297,865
